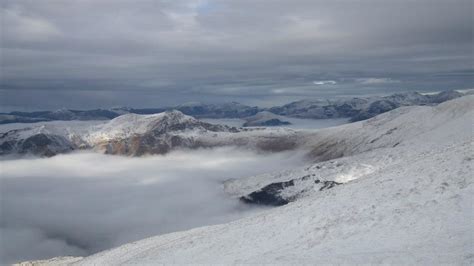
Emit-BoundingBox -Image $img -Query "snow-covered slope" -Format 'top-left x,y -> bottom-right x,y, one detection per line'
303,94 -> 473,162
40,95 -> 473,265
86,110 -> 210,142
242,111 -> 291,127
0,121 -> 102,157
268,90 -> 464,120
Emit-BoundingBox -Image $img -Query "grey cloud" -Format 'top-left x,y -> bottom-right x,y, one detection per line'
356,78 -> 400,85
1,0 -> 473,110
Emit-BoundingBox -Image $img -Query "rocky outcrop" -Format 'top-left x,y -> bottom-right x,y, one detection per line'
240,180 -> 295,206
240,175 -> 342,206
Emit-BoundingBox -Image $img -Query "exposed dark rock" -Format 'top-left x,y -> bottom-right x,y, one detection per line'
18,134 -> 74,157
318,180 -> 342,191
240,176 -> 343,207
240,180 -> 295,206
369,127 -> 398,143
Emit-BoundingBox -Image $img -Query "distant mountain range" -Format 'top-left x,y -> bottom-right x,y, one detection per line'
0,90 -> 465,125
268,90 -> 464,121
1,92 -> 471,158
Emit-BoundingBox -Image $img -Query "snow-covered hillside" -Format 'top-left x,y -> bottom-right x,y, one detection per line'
268,90 -> 465,121
27,95 -> 472,265
242,111 -> 291,127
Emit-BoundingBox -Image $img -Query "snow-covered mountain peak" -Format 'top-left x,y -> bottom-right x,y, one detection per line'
243,111 -> 292,127
87,110 -> 197,141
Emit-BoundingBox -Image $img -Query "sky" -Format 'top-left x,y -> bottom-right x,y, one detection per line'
1,0 -> 473,111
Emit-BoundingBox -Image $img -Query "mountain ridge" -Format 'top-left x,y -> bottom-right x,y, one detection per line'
1,90 -> 466,125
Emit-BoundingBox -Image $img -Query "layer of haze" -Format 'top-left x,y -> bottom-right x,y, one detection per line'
0,148 -> 307,264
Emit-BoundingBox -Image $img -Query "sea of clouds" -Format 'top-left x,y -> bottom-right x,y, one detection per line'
0,147 -> 307,264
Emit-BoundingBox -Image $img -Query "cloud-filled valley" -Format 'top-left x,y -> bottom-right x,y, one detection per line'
0,148 -> 307,264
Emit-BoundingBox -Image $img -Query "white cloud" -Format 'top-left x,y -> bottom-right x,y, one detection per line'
313,80 -> 337,86
0,148 -> 307,264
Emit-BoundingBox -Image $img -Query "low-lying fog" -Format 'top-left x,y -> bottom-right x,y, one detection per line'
0,148 -> 308,264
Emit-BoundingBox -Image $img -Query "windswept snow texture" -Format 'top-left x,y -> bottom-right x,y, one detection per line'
69,96 -> 473,265
0,148 -> 307,264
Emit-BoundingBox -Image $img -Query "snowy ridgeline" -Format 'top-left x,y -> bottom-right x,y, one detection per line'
0,91 -> 469,157
1,89 -> 467,125
17,95 -> 473,265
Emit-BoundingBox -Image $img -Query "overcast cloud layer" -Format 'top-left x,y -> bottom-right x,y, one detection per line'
1,0 -> 473,110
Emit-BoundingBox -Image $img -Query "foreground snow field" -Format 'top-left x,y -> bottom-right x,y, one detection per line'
15,96 -> 474,264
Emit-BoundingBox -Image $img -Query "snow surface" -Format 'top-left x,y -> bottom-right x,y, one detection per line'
0,120 -> 106,135
34,95 -> 473,265
15,257 -> 83,266
86,111 -> 195,142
